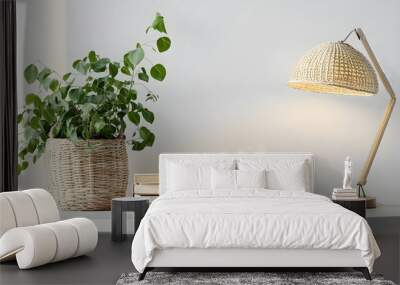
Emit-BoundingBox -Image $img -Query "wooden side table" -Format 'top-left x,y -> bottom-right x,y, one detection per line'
111,197 -> 150,242
332,198 -> 366,218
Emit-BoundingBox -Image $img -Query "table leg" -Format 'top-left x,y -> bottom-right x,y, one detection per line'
112,202 -> 123,242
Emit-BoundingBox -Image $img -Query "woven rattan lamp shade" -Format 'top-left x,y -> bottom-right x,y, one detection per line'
288,42 -> 378,96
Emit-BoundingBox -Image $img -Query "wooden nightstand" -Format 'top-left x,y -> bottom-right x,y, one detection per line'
332,198 -> 366,218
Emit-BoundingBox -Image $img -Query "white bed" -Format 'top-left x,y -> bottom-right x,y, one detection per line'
131,153 -> 380,280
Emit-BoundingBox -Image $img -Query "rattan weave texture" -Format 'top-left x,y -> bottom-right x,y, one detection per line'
47,139 -> 128,210
288,42 -> 378,96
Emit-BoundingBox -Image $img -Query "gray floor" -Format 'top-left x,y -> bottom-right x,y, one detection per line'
0,233 -> 134,285
0,234 -> 366,285
1,229 -> 398,285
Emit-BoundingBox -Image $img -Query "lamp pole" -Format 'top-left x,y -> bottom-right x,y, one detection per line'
351,28 -> 397,196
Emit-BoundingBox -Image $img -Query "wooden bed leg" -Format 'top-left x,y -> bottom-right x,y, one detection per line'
362,268 -> 372,281
138,268 -> 148,281
354,267 -> 372,280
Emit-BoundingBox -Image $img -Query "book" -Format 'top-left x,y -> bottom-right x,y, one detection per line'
332,187 -> 358,200
333,188 -> 357,193
333,193 -> 358,197
332,193 -> 358,200
133,173 -> 159,196
332,196 -> 359,200
332,190 -> 357,195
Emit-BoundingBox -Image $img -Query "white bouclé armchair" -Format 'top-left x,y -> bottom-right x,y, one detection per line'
0,188 -> 98,269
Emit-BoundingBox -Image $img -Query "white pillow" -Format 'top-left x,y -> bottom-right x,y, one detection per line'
238,159 -> 308,191
270,162 -> 307,191
167,163 -> 210,191
166,160 -> 235,191
237,169 -> 267,188
211,168 -> 236,190
211,169 -> 267,190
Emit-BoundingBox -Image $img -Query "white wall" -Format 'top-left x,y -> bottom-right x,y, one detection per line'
17,0 -> 400,205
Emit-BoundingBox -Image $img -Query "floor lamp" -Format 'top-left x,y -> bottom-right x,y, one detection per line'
288,28 -> 396,208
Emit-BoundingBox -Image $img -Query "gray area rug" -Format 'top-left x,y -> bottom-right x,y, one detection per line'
116,272 -> 396,285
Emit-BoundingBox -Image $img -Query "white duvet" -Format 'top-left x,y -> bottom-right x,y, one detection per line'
131,190 -> 380,273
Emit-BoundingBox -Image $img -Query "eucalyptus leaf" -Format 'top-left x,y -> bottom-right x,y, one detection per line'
156,37 -> 171,52
49,79 -> 59,92
141,108 -> 154,123
51,123 -> 61,137
37,68 -> 52,82
30,116 -> 41,129
148,13 -> 167,33
69,88 -> 85,103
66,126 -> 78,142
17,113 -> 23,124
21,161 -> 29,170
74,61 -> 88,74
72,59 -> 81,69
19,148 -> 28,160
139,126 -> 155,146
150,64 -> 166,81
41,77 -> 52,91
81,103 -> 96,120
132,141 -> 146,151
121,66 -> 131,76
127,47 -> 144,66
63,72 -> 72,81
27,138 -> 39,153
94,119 -> 106,132
88,51 -> 97,63
92,58 -> 110,72
109,63 -> 119,77
25,93 -> 42,108
128,111 -> 140,125
36,143 -> 46,158
24,64 -> 38,83
59,86 -> 70,99
123,53 -> 133,68
138,67 -> 149,82
102,125 -> 116,139
43,109 -> 56,123
113,78 -> 123,89
119,87 -> 128,97
128,89 -> 137,100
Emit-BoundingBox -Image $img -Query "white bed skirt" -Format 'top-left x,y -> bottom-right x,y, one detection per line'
148,248 -> 366,268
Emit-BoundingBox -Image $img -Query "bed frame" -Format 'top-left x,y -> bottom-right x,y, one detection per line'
138,153 -> 372,281
139,248 -> 370,280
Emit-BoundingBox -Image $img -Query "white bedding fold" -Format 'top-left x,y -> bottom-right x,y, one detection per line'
131,190 -> 380,273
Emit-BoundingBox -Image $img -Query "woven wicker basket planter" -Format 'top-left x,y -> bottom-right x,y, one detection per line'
47,138 -> 128,211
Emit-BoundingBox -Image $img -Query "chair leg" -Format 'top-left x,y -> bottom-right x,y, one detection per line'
138,268 -> 148,281
354,267 -> 372,280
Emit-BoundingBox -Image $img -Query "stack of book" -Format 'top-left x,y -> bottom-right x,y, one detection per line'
133,173 -> 159,202
332,188 -> 358,200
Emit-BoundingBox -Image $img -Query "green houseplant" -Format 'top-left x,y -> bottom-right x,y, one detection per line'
18,13 -> 171,210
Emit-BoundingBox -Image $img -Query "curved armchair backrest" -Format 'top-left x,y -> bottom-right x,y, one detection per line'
0,189 -> 60,237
